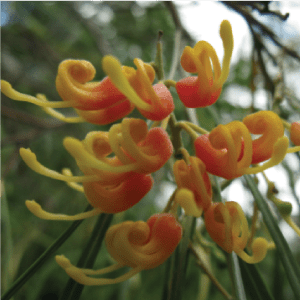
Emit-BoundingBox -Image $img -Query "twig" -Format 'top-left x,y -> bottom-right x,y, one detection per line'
190,243 -> 233,300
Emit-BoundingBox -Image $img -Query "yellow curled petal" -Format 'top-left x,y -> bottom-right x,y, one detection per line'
215,20 -> 234,87
174,189 -> 203,217
236,237 -> 269,264
102,55 -> 151,111
227,202 -> 249,253
65,265 -> 142,286
1,80 -> 72,108
19,148 -> 98,182
25,200 -> 102,221
243,136 -> 289,175
63,137 -> 139,173
180,46 -> 198,73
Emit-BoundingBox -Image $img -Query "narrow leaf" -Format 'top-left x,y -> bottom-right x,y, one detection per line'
244,174 -> 300,299
1,205 -> 92,300
239,258 -> 274,300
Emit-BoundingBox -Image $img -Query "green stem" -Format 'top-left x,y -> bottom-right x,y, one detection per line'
1,205 -> 92,300
169,113 -> 184,160
213,176 -> 223,203
154,30 -> 165,80
61,213 -> 113,300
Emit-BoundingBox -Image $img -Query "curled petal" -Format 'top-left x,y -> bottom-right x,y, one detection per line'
204,202 -> 233,253
57,214 -> 181,286
63,135 -> 139,184
25,200 -> 102,221
75,99 -> 135,125
19,147 -> 99,183
290,121 -> 300,146
204,202 -> 249,254
176,20 -> 233,108
173,156 -> 212,212
83,173 -> 154,213
106,213 -> 182,269
243,136 -> 289,175
236,237 -> 269,264
102,55 -> 174,120
174,188 -> 203,217
1,80 -> 71,108
138,83 -> 175,121
243,111 -> 284,163
109,118 -> 173,174
56,60 -> 126,110
195,121 -> 252,179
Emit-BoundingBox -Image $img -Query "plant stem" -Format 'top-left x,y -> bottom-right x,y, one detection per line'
169,113 -> 184,159
190,243 -> 233,300
154,30 -> 165,80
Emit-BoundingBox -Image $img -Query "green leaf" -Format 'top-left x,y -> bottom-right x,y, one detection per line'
1,205 -> 92,300
168,216 -> 196,300
61,213 -> 114,300
244,174 -> 300,299
226,253 -> 247,300
239,258 -> 274,300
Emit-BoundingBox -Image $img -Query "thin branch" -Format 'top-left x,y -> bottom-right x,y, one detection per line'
190,243 -> 233,300
222,2 -> 300,61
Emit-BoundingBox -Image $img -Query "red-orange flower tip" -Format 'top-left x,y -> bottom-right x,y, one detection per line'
102,55 -> 174,121
290,121 -> 300,146
176,20 -> 233,108
56,59 -> 127,110
106,213 -> 182,270
83,173 -> 153,213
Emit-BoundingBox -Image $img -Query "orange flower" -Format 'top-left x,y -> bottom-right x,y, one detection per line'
194,120 -> 289,179
25,172 -> 153,220
19,118 -> 173,186
176,20 -> 233,108
173,156 -> 212,215
194,121 -> 252,179
204,202 -> 269,263
107,118 -> 173,174
102,56 -> 174,121
56,213 -> 182,285
67,130 -> 137,185
56,59 -> 127,110
1,59 -> 135,125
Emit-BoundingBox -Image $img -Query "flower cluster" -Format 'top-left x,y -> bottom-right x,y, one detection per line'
2,19 -> 299,289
